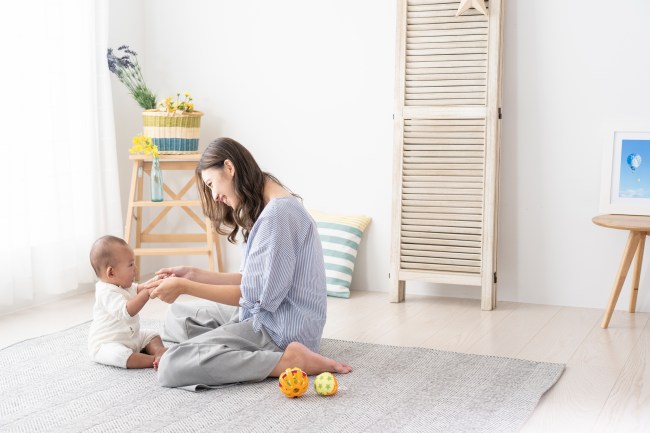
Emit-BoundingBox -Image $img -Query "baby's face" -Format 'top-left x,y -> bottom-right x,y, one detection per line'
110,245 -> 137,289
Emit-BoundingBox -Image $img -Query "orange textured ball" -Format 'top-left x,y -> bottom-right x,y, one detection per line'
278,367 -> 309,398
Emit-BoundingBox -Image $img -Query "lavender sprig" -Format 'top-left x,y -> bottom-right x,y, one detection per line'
107,45 -> 157,110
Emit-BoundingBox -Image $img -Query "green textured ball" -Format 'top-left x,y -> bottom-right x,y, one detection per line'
313,372 -> 338,396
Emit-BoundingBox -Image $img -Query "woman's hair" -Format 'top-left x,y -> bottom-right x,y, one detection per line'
196,137 -> 297,244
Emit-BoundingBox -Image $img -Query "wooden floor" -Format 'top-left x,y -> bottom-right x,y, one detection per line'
1,290 -> 648,432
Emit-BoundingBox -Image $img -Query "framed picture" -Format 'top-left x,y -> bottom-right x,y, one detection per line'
600,131 -> 650,215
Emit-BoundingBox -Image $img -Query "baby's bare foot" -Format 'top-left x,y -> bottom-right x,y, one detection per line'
153,348 -> 168,371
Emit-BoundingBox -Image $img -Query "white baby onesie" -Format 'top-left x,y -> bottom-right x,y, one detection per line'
88,281 -> 158,368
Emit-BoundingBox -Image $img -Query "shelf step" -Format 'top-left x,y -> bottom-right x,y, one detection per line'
133,200 -> 201,207
134,247 -> 211,256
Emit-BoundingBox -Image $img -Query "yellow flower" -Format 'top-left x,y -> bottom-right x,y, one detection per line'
158,91 -> 196,113
130,134 -> 159,157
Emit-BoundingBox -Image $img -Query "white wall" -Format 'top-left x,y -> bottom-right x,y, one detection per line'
498,0 -> 650,313
108,1 -> 650,313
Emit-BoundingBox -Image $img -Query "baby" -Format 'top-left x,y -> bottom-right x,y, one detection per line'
88,235 -> 166,369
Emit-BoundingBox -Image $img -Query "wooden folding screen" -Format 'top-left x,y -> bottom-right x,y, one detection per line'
390,0 -> 504,310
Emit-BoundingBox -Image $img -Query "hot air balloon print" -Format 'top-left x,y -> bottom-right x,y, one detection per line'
627,153 -> 642,171
615,135 -> 650,199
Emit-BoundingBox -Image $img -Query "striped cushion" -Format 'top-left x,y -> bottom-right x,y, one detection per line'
309,210 -> 371,298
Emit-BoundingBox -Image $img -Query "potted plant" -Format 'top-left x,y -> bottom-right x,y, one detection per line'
107,45 -> 203,154
143,92 -> 203,154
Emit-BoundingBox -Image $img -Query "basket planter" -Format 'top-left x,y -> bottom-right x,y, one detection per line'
142,110 -> 203,154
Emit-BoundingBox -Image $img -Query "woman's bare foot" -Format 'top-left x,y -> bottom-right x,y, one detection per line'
270,342 -> 352,376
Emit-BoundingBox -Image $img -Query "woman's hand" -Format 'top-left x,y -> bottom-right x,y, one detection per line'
147,277 -> 185,303
155,266 -> 194,280
137,274 -> 163,293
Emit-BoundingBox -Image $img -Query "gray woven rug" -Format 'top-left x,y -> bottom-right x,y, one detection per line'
0,320 -> 563,433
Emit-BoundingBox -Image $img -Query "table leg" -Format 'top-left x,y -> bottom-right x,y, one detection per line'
602,231 -> 642,328
629,233 -> 646,313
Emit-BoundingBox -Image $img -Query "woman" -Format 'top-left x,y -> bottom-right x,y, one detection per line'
145,137 -> 352,389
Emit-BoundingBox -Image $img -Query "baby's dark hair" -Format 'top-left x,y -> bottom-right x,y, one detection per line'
90,235 -> 129,277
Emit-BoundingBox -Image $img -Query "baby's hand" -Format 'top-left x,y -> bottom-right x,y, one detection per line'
139,274 -> 173,292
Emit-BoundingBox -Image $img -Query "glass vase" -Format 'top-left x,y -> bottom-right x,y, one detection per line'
150,156 -> 164,202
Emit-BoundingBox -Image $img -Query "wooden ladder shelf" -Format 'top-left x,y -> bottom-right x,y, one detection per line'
124,153 -> 222,278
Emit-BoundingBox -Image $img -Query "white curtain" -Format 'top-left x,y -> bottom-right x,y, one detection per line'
0,0 -> 122,313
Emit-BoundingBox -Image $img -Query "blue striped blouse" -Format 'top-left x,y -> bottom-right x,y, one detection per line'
239,197 -> 327,352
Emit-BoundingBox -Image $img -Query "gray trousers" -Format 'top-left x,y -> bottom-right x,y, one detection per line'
157,301 -> 283,391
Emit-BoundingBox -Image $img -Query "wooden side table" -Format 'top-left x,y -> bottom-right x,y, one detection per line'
592,214 -> 650,328
124,153 -> 222,279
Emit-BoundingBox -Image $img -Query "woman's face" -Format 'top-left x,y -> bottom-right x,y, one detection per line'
201,162 -> 238,208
